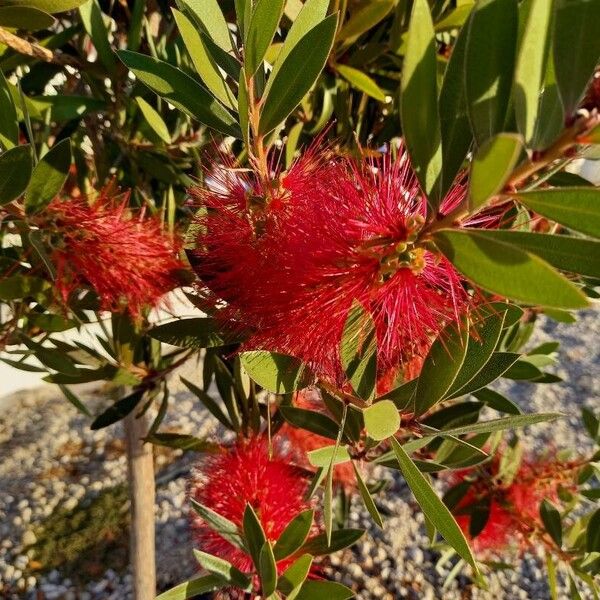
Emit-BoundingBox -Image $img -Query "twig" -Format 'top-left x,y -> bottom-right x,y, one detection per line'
0,26 -> 53,62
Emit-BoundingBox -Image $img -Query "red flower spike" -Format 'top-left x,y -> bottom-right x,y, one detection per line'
46,191 -> 184,316
190,438 -> 313,575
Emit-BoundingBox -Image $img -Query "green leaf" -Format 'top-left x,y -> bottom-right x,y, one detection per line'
400,0 -> 442,207
273,510 -> 314,561
117,50 -> 240,138
243,504 -> 266,568
144,432 -> 219,452
473,230 -> 600,278
445,312 -> 507,399
278,554 -> 313,599
90,389 -> 145,430
265,0 -> 329,95
172,8 -> 236,110
29,313 -> 76,332
389,437 -> 478,573
439,16 -> 472,196
179,0 -> 233,52
337,64 -> 387,102
414,319 -> 469,416
469,133 -> 523,210
434,4 -> 473,31
337,0 -> 394,45
181,377 -> 233,430
0,274 -> 49,300
238,67 -> 250,146
582,407 -> 600,441
0,71 -> 17,150
353,462 -> 383,528
340,301 -> 377,401
433,228 -> 588,309
149,318 -> 238,348
300,528 -> 365,555
465,0 -> 518,145
0,0 -> 87,13
377,378 -> 417,411
258,541 -> 278,597
79,0 -> 116,73
135,97 -> 171,143
363,400 -> 400,440
513,0 -> 553,144
59,384 -> 91,417
192,550 -> 251,590
516,188 -> 600,239
587,508 -> 600,552
307,445 -> 352,468
450,351 -> 519,396
0,145 -> 32,205
25,138 -> 71,214
241,351 -> 312,394
190,498 -> 245,550
294,580 -> 355,600
540,499 -> 562,548
0,6 -> 55,29
155,574 -> 226,600
259,14 -> 337,134
472,388 -> 522,415
244,0 -> 285,76
32,95 -> 105,122
279,406 -> 340,440
553,0 -> 600,116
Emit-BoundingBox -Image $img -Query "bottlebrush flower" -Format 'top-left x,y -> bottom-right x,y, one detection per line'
448,453 -> 578,555
190,145 -> 478,389
277,388 -> 357,489
189,437 -> 313,574
44,190 -> 184,316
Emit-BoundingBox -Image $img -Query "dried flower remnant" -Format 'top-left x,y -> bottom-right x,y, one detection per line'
189,437 -> 313,575
44,191 -> 184,316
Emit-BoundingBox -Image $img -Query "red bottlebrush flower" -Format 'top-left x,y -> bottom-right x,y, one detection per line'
277,388 -> 357,489
190,145 -> 476,389
190,437 -> 313,575
45,190 -> 184,316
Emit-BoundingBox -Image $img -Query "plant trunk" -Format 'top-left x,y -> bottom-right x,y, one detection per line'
124,411 -> 156,600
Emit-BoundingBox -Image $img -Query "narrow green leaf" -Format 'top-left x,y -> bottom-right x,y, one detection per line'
149,318 -> 239,349
469,133 -> 523,210
472,388 -> 522,415
0,6 -> 55,29
337,0 -> 394,45
117,50 -> 241,138
300,528 -> 365,555
179,0 -> 233,52
377,378 -> 417,411
587,508 -> 600,552
439,16 -> 472,195
514,0 -> 553,143
516,188 -> 600,239
337,64 -> 387,102
0,145 -> 32,205
0,71 -> 17,150
59,384 -> 91,417
244,0 -> 285,76
278,554 -> 313,599
259,14 -> 337,134
238,67 -> 250,147
279,406 -> 340,440
90,389 -> 145,430
340,301 -> 377,401
273,509 -> 314,561
400,0 -> 442,207
155,574 -> 226,600
353,462 -> 384,528
243,504 -> 266,568
258,541 -> 278,597
433,228 -> 588,309
389,437 -> 478,573
190,498 -> 245,550
294,580 -> 355,600
473,230 -> 600,278
434,4 -> 473,31
465,0 -> 518,144
430,412 -> 562,437
25,138 -> 71,214
181,377 -> 233,430
540,499 -> 562,548
307,445 -> 351,468
363,400 -> 400,440
172,8 -> 236,110
192,550 -> 251,590
241,351 -> 312,394
414,319 -> 469,416
145,432 -> 219,452
451,351 -> 520,396
135,97 -> 171,143
553,0 -> 600,116
2,0 -> 87,13
79,0 -> 116,72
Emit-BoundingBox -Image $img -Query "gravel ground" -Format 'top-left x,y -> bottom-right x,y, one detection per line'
0,310 -> 598,599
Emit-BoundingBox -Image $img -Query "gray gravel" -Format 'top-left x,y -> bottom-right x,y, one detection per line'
0,310 -> 598,599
